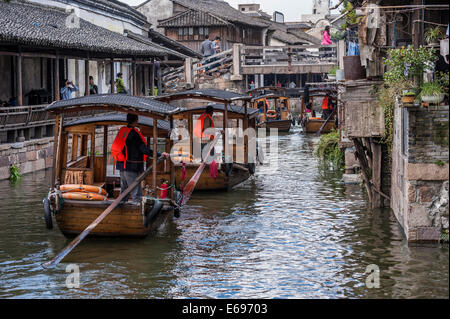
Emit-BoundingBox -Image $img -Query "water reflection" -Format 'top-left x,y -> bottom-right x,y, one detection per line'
0,128 -> 448,298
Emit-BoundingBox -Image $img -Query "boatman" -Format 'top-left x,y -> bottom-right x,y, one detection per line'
321,96 -> 333,120
193,105 -> 215,160
111,114 -> 169,204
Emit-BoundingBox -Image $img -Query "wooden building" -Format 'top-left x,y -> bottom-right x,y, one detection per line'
137,0 -> 268,53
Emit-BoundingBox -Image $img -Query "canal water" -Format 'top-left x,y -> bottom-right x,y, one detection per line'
0,128 -> 448,299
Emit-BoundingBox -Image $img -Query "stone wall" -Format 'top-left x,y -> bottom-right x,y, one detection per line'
0,137 -> 54,181
391,103 -> 449,242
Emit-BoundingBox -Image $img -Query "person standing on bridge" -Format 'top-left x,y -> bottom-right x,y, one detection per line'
322,26 -> 333,45
200,35 -> 214,72
60,79 -> 79,100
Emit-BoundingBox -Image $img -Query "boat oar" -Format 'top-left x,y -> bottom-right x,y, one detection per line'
317,108 -> 337,136
181,133 -> 221,206
42,157 -> 165,269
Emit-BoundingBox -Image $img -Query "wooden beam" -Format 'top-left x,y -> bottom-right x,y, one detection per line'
224,102 -> 229,160
103,126 -> 108,182
132,60 -> 137,96
16,53 -> 23,106
52,115 -> 61,185
110,59 -> 115,94
54,55 -> 60,101
84,57 -> 90,96
150,60 -> 155,96
153,120 -> 158,194
71,134 -> 79,162
169,116 -> 175,200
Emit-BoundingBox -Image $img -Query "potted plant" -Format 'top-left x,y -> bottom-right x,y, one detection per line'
425,27 -> 445,46
328,66 -> 338,80
401,90 -> 416,105
420,81 -> 445,105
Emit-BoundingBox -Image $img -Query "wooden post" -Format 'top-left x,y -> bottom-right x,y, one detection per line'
150,59 -> 155,96
157,61 -> 162,96
144,64 -> 149,97
103,126 -> 108,181
132,60 -> 137,96
371,141 -> 382,209
84,56 -> 89,96
169,116 -> 175,199
71,134 -> 79,162
16,53 -> 23,106
244,102 -> 248,165
90,133 -> 95,172
153,120 -> 158,194
184,57 -> 193,87
110,59 -> 115,93
80,135 -> 88,156
54,55 -> 60,101
224,103 -> 229,160
352,137 -> 373,204
189,114 -> 193,161
52,115 -> 61,185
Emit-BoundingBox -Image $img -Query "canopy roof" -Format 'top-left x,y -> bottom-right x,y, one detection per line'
156,89 -> 252,104
46,94 -> 180,118
251,94 -> 289,102
64,113 -> 171,131
176,103 -> 259,119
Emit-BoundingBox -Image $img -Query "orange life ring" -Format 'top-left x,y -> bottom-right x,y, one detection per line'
62,192 -> 108,201
267,110 -> 277,119
60,184 -> 107,196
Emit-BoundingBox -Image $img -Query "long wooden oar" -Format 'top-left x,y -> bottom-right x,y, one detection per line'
181,133 -> 222,206
42,157 -> 165,269
317,108 -> 337,136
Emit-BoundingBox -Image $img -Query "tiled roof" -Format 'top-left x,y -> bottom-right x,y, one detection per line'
0,1 -> 168,57
46,94 -> 180,117
172,0 -> 267,28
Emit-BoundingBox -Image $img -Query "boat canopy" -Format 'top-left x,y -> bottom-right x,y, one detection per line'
175,103 -> 259,119
251,94 -> 289,102
46,94 -> 180,118
156,89 -> 252,104
64,114 -> 171,131
247,86 -> 286,95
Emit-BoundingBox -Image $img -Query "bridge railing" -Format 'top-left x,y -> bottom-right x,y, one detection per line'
241,44 -> 338,67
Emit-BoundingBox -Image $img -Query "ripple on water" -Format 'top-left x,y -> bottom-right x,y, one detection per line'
0,131 -> 448,299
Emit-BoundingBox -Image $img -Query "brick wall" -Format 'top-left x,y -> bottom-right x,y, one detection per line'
407,105 -> 449,163
391,103 -> 449,242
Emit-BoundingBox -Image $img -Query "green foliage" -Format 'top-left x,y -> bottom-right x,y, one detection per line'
383,46 -> 437,87
331,30 -> 345,42
315,130 -> 345,169
436,71 -> 449,94
328,66 -> 339,75
420,81 -> 444,97
434,160 -> 445,167
9,165 -> 21,183
340,0 -> 359,29
425,27 -> 445,44
441,229 -> 449,243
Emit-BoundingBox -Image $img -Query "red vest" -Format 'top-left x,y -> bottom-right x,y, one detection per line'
111,127 -> 147,169
322,97 -> 330,110
194,113 -> 215,138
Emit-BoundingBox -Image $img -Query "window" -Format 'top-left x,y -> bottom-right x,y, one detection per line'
183,27 -> 189,35
178,28 -> 183,36
189,27 -> 193,36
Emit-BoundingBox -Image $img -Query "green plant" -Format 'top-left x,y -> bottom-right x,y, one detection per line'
340,0 -> 359,29
328,66 -> 339,76
425,27 -> 445,44
434,160 -> 445,167
315,130 -> 345,169
383,46 -> 437,86
9,165 -> 21,182
331,30 -> 345,42
436,71 -> 449,94
420,81 -> 444,97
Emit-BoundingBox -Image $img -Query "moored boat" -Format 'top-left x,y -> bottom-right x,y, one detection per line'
250,94 -> 292,132
43,95 -> 180,238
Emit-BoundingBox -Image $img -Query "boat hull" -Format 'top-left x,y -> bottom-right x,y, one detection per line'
175,164 -> 251,191
259,119 -> 292,132
55,200 -> 171,238
304,119 -> 336,134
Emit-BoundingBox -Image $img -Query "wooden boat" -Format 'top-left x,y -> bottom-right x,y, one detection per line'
250,94 -> 292,132
43,94 -> 180,238
300,91 -> 337,134
157,89 -> 260,191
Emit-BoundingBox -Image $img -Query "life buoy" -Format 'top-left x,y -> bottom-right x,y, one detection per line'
60,184 -> 107,196
62,192 -> 108,201
43,197 -> 53,230
266,110 -> 277,119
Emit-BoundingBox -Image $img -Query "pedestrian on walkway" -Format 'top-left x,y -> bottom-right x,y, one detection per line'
60,79 -> 79,100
